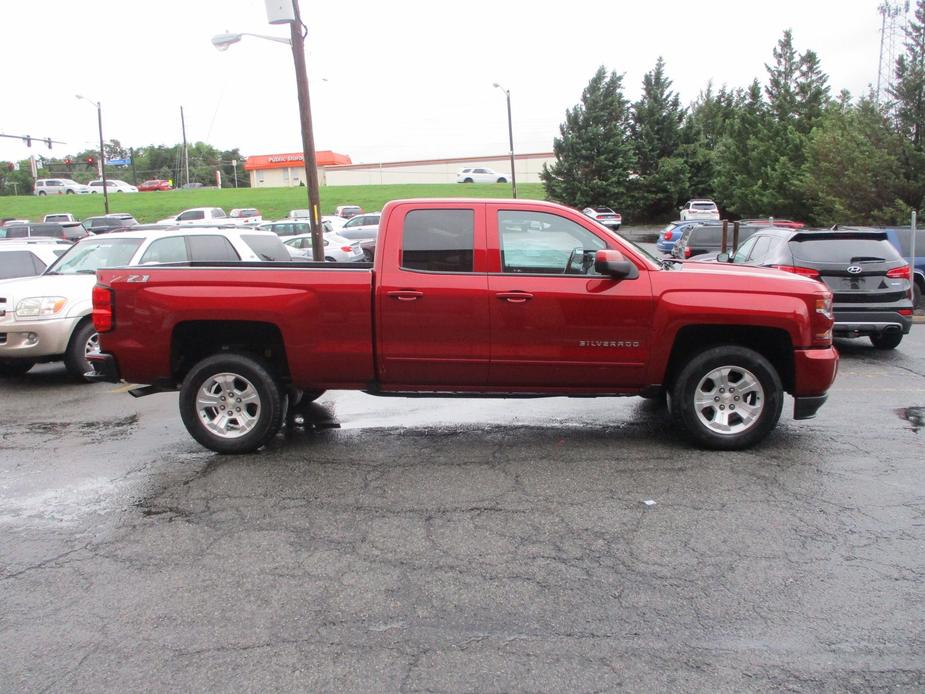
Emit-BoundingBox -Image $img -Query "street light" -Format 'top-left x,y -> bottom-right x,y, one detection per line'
75,94 -> 109,214
492,82 -> 517,199
212,0 -> 324,261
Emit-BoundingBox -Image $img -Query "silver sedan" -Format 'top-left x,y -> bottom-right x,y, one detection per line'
283,232 -> 365,262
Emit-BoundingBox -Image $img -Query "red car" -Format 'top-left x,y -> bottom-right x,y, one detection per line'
138,179 -> 173,192
90,198 -> 838,454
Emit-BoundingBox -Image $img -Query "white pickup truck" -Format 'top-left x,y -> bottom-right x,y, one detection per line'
157,207 -> 229,226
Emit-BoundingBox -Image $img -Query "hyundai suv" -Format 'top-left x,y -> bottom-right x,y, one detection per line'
718,228 -> 913,349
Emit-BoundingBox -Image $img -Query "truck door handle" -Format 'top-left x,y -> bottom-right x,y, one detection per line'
387,290 -> 423,301
496,291 -> 533,303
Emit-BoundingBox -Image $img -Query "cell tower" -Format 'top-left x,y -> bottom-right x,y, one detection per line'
877,1 -> 910,103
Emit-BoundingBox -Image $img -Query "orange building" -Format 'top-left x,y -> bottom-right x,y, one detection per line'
244,151 -> 352,188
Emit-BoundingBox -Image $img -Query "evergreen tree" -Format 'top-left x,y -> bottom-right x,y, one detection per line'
765,30 -> 799,123
541,66 -> 634,209
679,83 -> 737,201
890,0 -> 925,148
627,57 -> 688,220
795,49 -> 830,133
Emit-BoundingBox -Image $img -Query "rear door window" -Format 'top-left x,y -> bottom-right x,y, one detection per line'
0,251 -> 40,279
401,209 -> 474,273
188,235 -> 240,262
242,234 -> 291,261
140,237 -> 188,264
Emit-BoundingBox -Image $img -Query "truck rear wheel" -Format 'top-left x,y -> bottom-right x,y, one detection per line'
669,345 -> 783,450
179,353 -> 284,454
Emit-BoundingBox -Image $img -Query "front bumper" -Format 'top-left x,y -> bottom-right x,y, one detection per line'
0,316 -> 81,359
834,310 -> 912,337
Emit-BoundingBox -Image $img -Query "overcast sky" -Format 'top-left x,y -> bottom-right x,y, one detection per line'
0,0 -> 896,167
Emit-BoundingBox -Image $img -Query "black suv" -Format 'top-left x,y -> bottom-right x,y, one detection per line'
718,228 -> 914,349
671,223 -> 762,259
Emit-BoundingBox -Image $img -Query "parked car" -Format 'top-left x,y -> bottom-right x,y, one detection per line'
671,223 -> 761,259
0,227 -> 290,379
717,227 -> 913,349
0,222 -> 88,242
2,219 -> 30,227
334,205 -> 363,219
33,179 -> 91,195
229,208 -> 262,224
138,179 -> 173,192
582,207 -> 622,231
43,213 -> 78,223
656,220 -> 718,254
88,179 -> 138,194
456,167 -> 510,184
158,207 -> 227,226
88,197 -> 839,454
282,233 -> 365,262
258,220 -> 335,237
881,226 -> 925,309
288,210 -> 345,229
82,214 -> 139,234
737,218 -> 805,230
338,213 -> 380,241
679,199 -> 720,221
322,215 -> 346,231
0,238 -> 71,280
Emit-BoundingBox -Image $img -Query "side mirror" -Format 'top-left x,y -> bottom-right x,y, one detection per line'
594,249 -> 639,279
717,252 -> 730,263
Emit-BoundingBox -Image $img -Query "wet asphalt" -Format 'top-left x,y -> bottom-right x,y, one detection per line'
1,328 -> 923,692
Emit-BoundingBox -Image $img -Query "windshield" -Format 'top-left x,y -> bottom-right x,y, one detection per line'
45,238 -> 143,274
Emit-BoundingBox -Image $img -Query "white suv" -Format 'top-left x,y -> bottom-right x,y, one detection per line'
680,199 -> 720,221
33,179 -> 91,195
88,179 -> 138,194
456,167 -> 510,183
0,227 -> 289,379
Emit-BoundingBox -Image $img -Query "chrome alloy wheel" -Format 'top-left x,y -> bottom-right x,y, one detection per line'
693,365 -> 765,436
195,372 -> 262,439
84,332 -> 100,359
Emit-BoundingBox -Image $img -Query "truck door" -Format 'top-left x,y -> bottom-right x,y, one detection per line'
376,204 -> 490,386
487,206 -> 652,389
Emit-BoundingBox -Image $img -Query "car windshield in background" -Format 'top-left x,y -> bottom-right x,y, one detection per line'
692,203 -> 717,210
241,235 -> 290,261
46,238 -> 143,274
890,228 -> 925,256
790,236 -> 900,263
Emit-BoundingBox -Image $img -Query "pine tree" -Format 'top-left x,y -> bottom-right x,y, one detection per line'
541,66 -> 634,210
626,58 -> 688,220
795,49 -> 830,133
765,30 -> 799,123
888,0 -> 925,210
679,83 -> 737,201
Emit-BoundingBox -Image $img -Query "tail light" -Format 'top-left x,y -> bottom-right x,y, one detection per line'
92,284 -> 114,333
813,294 -> 834,345
664,230 -> 673,240
684,246 -> 692,258
773,265 -> 821,280
341,246 -> 353,253
886,266 -> 911,279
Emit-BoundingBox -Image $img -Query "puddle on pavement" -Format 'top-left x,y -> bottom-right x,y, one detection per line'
896,406 -> 924,433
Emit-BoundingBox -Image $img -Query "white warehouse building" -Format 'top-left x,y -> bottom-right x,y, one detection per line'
245,151 -> 554,188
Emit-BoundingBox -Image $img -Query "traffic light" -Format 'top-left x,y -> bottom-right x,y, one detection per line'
45,138 -> 52,149
64,158 -> 73,170
25,135 -> 32,148
85,156 -> 95,167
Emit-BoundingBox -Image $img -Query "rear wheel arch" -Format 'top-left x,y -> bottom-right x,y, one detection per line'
171,320 -> 291,385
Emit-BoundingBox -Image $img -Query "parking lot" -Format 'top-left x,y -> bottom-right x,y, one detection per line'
1,328 -> 924,691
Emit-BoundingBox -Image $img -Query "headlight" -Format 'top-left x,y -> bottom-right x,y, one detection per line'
16,296 -> 68,319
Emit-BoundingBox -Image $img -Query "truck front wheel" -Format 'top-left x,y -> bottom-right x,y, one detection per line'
179,353 -> 284,454
669,346 -> 783,450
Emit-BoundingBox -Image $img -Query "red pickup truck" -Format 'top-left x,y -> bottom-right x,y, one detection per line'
89,199 -> 838,453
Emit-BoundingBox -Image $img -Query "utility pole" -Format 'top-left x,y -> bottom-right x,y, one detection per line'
289,0 -> 324,260
180,106 -> 190,187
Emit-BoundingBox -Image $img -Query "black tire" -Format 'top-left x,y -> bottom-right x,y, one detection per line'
497,177 -> 507,183
179,353 -> 284,454
669,345 -> 783,450
463,178 -> 474,183
870,331 -> 903,350
64,320 -> 99,381
66,189 -> 75,194
0,359 -> 35,377
914,281 -> 922,310
38,191 -> 46,196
